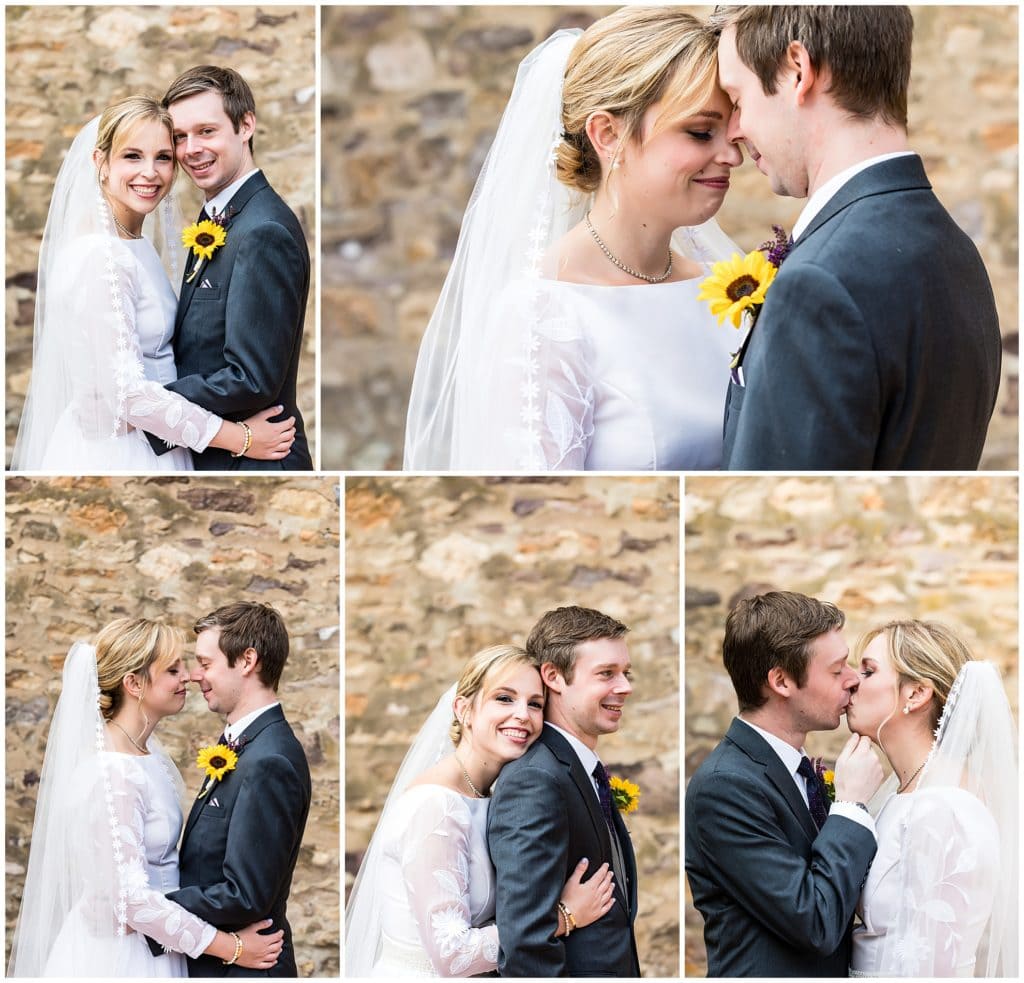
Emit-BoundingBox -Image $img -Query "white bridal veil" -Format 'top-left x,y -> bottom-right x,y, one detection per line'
11,116 -> 184,470
403,28 -> 736,470
345,684 -> 457,976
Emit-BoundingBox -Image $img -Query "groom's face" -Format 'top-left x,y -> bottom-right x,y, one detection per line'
717,26 -> 807,198
169,89 -> 255,199
785,627 -> 857,731
190,628 -> 244,716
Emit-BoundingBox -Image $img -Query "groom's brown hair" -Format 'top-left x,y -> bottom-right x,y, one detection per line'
724,591 -> 845,712
710,5 -> 913,128
163,65 -> 257,153
526,606 -> 628,683
194,602 -> 288,690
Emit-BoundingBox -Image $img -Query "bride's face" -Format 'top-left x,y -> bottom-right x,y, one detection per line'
96,118 -> 175,221
619,84 -> 742,227
460,664 -> 545,766
140,656 -> 190,720
846,634 -> 902,740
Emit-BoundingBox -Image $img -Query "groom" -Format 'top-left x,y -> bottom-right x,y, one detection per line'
148,602 -> 311,976
146,65 -> 312,470
714,6 -> 1001,470
488,606 -> 640,977
685,592 -> 882,977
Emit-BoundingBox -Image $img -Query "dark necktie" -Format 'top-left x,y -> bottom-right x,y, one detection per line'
592,760 -> 617,828
797,756 -> 829,830
198,206 -> 210,224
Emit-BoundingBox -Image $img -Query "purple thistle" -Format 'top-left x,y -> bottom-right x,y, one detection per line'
759,224 -> 792,269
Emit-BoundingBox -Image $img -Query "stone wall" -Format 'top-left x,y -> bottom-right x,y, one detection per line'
321,4 -> 1018,470
5,475 -> 340,976
683,474 -> 1018,976
345,475 -> 681,977
5,5 -> 318,464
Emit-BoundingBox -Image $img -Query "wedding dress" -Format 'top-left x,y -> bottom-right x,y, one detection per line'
404,29 -> 739,471
347,686 -> 502,978
850,661 -> 1017,977
11,117 -> 222,472
8,644 -> 216,977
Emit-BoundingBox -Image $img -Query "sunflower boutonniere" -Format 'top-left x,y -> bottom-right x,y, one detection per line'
609,774 -> 641,814
812,756 -> 836,803
182,212 -> 230,284
195,743 -> 238,797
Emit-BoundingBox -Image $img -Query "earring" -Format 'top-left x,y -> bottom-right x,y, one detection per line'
902,705 -> 910,715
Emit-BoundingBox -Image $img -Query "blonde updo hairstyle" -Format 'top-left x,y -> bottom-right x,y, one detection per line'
449,644 -> 537,747
857,620 -> 975,734
94,617 -> 185,720
556,6 -> 720,194
94,95 -> 176,181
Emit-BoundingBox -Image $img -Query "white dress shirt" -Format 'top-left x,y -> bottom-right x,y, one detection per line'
737,716 -> 875,835
203,167 -> 261,217
791,151 -> 917,241
224,700 -> 279,743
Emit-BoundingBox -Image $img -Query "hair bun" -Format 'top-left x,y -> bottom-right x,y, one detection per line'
555,132 -> 601,194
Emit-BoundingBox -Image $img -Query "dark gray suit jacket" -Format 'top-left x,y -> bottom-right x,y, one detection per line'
148,171 -> 312,470
685,719 -> 876,977
157,705 -> 311,977
723,155 -> 1001,470
487,726 -> 640,977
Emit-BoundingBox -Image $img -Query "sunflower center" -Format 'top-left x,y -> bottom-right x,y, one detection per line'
210,756 -> 226,768
726,274 -> 760,302
196,233 -> 216,247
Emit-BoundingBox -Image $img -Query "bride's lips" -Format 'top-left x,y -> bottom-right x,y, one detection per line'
130,183 -> 161,199
498,726 -> 531,745
693,176 -> 730,191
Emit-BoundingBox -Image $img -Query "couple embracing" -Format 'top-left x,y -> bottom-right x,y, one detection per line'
686,592 -> 1017,977
406,5 -> 1000,472
346,606 -> 642,977
9,603 -> 311,977
12,65 -> 311,472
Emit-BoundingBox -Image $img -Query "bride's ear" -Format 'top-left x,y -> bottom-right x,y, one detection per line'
122,672 -> 143,699
92,148 -> 108,183
902,680 -> 934,715
585,110 -> 622,169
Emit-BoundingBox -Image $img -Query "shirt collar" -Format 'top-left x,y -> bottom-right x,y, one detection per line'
545,721 -> 600,778
224,700 -> 279,743
204,167 -> 260,219
791,151 -> 917,241
736,715 -> 805,779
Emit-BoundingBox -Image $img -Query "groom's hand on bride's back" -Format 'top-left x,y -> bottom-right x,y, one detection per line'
834,734 -> 884,805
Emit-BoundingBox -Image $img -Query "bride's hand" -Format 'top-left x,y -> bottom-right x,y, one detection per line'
234,919 -> 284,970
557,857 -> 615,933
242,406 -> 296,460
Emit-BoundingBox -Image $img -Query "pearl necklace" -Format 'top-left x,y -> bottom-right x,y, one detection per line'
585,212 -> 673,284
897,759 -> 926,793
111,719 -> 149,755
455,754 -> 489,798
112,214 -> 143,240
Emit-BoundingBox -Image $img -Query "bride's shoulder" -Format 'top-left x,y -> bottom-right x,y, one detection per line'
913,786 -> 999,836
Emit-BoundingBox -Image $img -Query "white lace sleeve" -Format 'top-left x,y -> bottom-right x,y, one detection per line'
64,233 -> 222,451
99,755 -> 217,959
397,791 -> 499,976
453,279 -> 594,470
886,790 -> 1000,976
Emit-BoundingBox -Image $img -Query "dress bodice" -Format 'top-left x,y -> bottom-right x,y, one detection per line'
125,239 -> 180,387
454,273 -> 734,470
374,784 -> 498,977
851,787 -> 1000,977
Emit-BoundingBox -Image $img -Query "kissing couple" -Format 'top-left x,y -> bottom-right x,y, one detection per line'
346,606 -> 642,977
405,5 -> 1001,472
8,603 -> 312,977
686,591 -> 1017,977
12,65 -> 312,472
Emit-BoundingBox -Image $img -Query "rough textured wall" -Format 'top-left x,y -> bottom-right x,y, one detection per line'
322,4 -> 1018,469
683,474 -> 1018,977
5,476 -> 340,976
5,5 -> 318,465
345,475 -> 680,977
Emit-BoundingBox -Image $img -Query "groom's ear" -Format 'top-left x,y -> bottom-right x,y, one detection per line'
784,41 -> 819,106
765,666 -> 793,699
540,662 -> 565,693
237,646 -> 260,676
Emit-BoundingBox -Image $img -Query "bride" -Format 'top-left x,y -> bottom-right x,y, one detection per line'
8,618 -> 283,976
846,620 -> 1017,977
405,7 -> 743,471
11,96 -> 295,471
346,645 -> 615,976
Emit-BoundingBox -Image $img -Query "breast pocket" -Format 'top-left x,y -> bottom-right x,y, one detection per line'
192,286 -> 222,302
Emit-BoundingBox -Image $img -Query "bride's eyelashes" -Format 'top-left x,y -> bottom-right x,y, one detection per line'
687,130 -> 714,142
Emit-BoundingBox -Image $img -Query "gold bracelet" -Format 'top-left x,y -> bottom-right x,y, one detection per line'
222,931 -> 243,966
231,421 -> 253,458
555,905 -> 565,937
557,901 -> 575,936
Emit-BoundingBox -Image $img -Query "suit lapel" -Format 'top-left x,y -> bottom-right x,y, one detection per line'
726,719 -> 818,843
610,801 -> 639,920
175,171 -> 270,331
